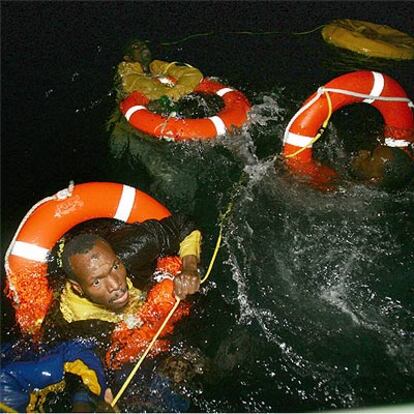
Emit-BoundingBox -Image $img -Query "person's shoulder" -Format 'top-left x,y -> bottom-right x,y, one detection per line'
118,61 -> 145,75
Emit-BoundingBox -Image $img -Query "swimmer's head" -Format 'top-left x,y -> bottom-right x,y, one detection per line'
62,234 -> 129,311
351,145 -> 414,189
123,39 -> 152,71
158,348 -> 210,384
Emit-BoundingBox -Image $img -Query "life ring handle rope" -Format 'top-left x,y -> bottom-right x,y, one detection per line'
320,87 -> 414,106
120,78 -> 251,141
285,91 -> 333,159
284,86 -> 414,159
162,61 -> 195,74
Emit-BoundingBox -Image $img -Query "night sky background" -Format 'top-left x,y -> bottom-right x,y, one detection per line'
2,2 -> 414,411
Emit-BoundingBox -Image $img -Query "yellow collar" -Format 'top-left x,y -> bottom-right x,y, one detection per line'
60,278 -> 146,327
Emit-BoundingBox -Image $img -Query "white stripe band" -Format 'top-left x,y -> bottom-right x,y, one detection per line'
11,241 -> 49,262
125,105 -> 147,121
216,87 -> 234,97
114,185 -> 136,221
384,137 -> 411,148
209,116 -> 227,136
283,132 -> 314,147
363,72 -> 384,104
157,76 -> 175,86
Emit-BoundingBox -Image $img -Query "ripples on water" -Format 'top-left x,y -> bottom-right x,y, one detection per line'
185,96 -> 414,412
35,81 -> 414,412
109,88 -> 413,411
3,23 -> 414,412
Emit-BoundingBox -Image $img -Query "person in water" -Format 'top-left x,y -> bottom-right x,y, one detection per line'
115,39 -> 203,107
38,214 -> 202,411
42,214 -> 202,358
107,40 -> 225,215
0,340 -> 114,413
351,145 -> 414,189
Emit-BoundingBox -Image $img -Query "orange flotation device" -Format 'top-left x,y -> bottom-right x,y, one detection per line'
282,70 -> 414,187
120,78 -> 251,141
106,255 -> 190,369
4,182 -> 174,335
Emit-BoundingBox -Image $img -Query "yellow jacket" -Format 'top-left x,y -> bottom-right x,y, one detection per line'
117,59 -> 203,101
60,230 -> 201,324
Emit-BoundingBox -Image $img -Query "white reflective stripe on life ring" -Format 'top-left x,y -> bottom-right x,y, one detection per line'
11,241 -> 49,262
216,87 -> 234,97
114,184 -> 136,222
384,137 -> 412,148
363,72 -> 385,104
209,116 -> 227,136
125,105 -> 147,121
283,132 -> 315,147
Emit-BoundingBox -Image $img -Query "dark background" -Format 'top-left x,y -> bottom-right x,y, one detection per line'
3,1 -> 413,244
2,2 -> 414,411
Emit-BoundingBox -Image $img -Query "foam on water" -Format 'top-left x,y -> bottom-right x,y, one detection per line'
195,89 -> 414,410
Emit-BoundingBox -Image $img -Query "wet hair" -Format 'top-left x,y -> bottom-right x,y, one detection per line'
381,147 -> 414,190
62,233 -> 107,281
123,39 -> 151,60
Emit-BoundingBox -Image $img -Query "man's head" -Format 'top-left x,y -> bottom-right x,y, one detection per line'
123,39 -> 152,71
351,145 -> 414,189
62,234 -> 129,311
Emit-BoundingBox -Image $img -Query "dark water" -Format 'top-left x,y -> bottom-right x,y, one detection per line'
2,2 -> 414,412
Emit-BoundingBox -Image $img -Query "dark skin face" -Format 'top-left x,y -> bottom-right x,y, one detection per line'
69,240 -> 129,311
123,41 -> 152,72
351,145 -> 395,183
68,240 -> 200,310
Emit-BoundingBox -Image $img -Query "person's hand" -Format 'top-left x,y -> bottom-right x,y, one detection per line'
351,149 -> 371,171
95,388 -> 120,413
174,255 -> 201,300
351,146 -> 392,182
147,95 -> 175,114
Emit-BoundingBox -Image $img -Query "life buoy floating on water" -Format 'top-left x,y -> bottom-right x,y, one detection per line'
282,70 -> 414,185
322,19 -> 414,60
4,182 -> 172,334
120,78 -> 251,141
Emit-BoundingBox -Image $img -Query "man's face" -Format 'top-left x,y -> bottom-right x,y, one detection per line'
125,41 -> 152,69
69,240 -> 129,311
351,146 -> 394,182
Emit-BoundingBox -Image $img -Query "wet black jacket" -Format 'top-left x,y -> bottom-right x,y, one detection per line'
42,214 -> 197,350
108,214 -> 196,288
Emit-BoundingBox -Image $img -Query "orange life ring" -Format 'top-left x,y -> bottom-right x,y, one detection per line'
106,255 -> 190,369
282,70 -> 414,187
120,78 -> 251,141
4,182 -> 171,334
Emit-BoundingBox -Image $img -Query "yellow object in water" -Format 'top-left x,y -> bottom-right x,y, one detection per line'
117,60 -> 203,101
322,19 -> 414,60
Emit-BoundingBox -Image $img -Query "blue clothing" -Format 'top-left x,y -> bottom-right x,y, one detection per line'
113,360 -> 190,413
0,340 -> 106,412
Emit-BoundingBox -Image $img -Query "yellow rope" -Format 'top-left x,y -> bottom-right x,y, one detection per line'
201,200 -> 233,284
285,91 -> 333,159
160,31 -> 216,46
162,61 -> 195,75
159,25 -> 326,46
111,298 -> 181,407
0,402 -> 18,413
162,61 -> 178,74
111,202 -> 233,407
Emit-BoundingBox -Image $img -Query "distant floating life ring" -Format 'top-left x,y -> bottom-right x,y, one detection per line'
120,78 -> 251,141
282,70 -> 414,187
4,182 -> 171,334
322,19 -> 414,60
